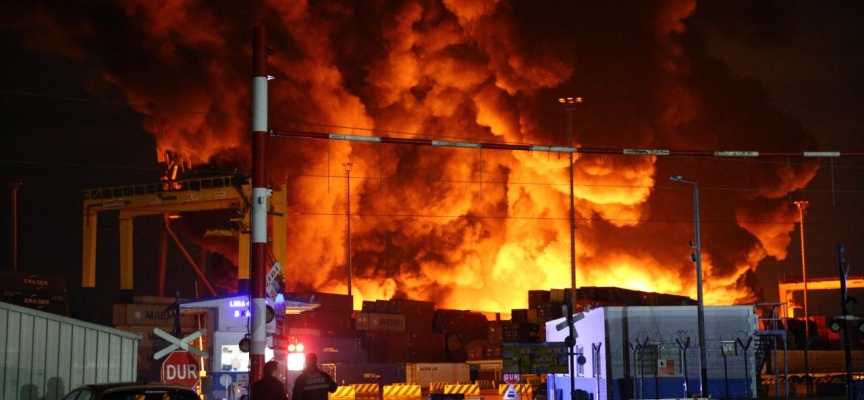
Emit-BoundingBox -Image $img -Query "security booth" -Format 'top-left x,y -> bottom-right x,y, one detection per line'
180,293 -> 320,400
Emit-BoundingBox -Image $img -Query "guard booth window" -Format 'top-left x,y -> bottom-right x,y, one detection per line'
639,343 -> 682,376
639,344 -> 659,376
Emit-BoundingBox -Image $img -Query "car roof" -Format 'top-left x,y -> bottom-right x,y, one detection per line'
72,382 -> 197,395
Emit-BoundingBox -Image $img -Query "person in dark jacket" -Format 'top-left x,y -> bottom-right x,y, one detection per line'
250,360 -> 288,400
292,353 -> 338,400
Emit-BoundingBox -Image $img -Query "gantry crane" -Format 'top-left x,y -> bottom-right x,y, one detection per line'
81,172 -> 287,301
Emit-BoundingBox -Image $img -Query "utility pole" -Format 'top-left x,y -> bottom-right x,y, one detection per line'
670,175 -> 708,397
249,25 -> 270,385
558,96 -> 581,311
838,244 -> 852,400
794,200 -> 810,341
344,162 -> 354,297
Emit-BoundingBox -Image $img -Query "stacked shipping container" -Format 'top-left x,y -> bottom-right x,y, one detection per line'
357,298 -> 442,363
285,292 -> 354,337
0,270 -> 68,315
432,309 -> 490,362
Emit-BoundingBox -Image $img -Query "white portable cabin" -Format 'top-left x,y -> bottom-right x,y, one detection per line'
545,305 -> 759,400
0,301 -> 140,400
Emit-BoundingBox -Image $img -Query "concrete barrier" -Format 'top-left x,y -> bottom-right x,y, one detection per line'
383,384 -> 421,397
474,380 -> 496,390
329,386 -> 356,399
351,383 -> 379,396
444,384 -> 480,395
498,384 -> 532,394
429,382 -> 448,393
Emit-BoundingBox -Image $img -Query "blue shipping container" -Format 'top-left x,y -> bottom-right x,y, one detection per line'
294,336 -> 366,364
322,363 -> 407,386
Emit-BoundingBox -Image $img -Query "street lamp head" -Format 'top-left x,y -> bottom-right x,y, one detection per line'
558,97 -> 582,104
670,175 -> 696,185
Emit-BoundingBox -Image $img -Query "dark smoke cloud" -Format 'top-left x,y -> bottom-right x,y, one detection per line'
1,0 -> 828,311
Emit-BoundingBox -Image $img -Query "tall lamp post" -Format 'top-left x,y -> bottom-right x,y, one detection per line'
344,162 -> 354,297
794,200 -> 810,341
558,96 -> 581,400
670,175 -> 709,397
558,96 -> 581,309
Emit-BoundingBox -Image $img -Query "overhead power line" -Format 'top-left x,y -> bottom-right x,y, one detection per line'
271,129 -> 864,158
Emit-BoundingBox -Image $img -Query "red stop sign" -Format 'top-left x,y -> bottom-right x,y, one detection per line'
162,350 -> 199,388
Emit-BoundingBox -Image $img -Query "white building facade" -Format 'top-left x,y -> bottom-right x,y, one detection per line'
545,305 -> 759,400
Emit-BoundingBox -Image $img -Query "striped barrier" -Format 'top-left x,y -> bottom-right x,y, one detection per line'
429,382 -> 448,393
475,380 -> 496,390
329,386 -> 356,399
498,384 -> 532,394
762,374 -> 847,386
444,384 -> 480,396
351,383 -> 379,396
383,384 -> 421,397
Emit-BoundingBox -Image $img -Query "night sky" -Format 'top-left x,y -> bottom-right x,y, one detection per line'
2,1 -> 864,320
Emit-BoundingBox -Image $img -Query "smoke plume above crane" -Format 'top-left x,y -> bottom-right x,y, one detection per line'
3,1 -> 821,311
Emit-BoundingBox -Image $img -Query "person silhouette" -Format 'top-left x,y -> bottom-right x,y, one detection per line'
20,383 -> 39,400
292,353 -> 337,400
250,360 -> 288,400
41,377 -> 65,400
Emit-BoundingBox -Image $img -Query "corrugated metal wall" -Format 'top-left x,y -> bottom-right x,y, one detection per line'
0,301 -> 140,400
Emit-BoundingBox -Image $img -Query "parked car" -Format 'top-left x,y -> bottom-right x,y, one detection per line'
62,382 -> 199,400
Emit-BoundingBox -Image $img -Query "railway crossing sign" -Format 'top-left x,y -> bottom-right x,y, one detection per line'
503,374 -> 520,385
162,350 -> 199,388
153,328 -> 209,359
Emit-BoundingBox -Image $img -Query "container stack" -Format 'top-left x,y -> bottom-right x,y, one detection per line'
357,297 -> 442,363
432,309 -> 490,362
0,270 -> 68,315
487,320 -> 505,359
285,291 -> 354,337
576,286 -> 695,307
290,335 -> 366,364
396,298 -> 443,362
501,321 -> 539,343
528,289 -> 563,341
464,339 -> 494,360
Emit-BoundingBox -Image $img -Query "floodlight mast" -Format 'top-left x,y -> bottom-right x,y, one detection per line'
669,175 -> 708,397
558,96 -> 582,312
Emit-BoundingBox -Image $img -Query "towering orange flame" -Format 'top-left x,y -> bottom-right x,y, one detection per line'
5,1 -> 821,312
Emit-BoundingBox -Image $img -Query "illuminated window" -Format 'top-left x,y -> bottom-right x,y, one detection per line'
220,345 -> 274,372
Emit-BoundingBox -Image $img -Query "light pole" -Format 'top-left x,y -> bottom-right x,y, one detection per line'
558,96 -> 581,310
670,175 -> 708,397
343,162 -> 354,297
558,96 -> 581,400
794,200 -> 810,341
